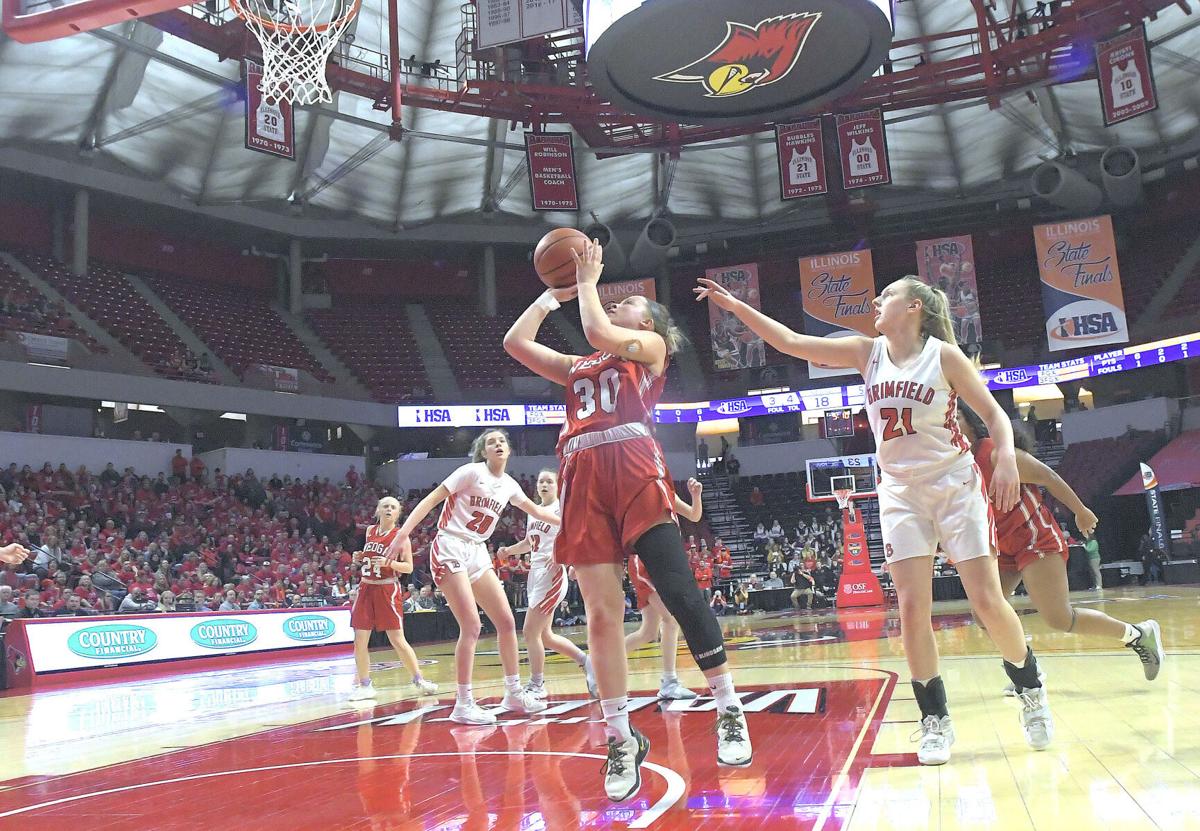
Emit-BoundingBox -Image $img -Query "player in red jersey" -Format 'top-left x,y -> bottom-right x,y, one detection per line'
957,405 -> 1165,683
505,241 -> 751,803
348,497 -> 438,701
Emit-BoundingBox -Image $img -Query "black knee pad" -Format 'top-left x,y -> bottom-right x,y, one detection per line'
634,523 -> 727,671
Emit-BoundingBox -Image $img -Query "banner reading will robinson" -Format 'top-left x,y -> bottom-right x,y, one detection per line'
1034,215 -> 1129,352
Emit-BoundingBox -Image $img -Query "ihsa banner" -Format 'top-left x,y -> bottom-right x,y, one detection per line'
1034,215 -> 1129,352
798,250 -> 878,378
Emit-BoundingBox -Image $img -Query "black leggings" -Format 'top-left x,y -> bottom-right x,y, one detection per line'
634,523 -> 727,672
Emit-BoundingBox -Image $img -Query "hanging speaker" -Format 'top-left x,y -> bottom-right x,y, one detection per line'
1100,145 -> 1142,207
582,221 -> 627,277
629,217 -> 676,274
1031,162 -> 1103,213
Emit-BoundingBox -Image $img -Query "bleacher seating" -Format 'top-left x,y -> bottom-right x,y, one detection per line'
17,253 -> 210,382
306,301 -> 431,402
143,275 -> 335,383
0,258 -> 102,352
425,302 -> 578,391
1055,431 -> 1167,507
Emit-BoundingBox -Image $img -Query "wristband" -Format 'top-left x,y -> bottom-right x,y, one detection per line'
535,291 -> 561,313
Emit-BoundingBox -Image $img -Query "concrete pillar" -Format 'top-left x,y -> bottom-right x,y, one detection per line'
51,202 -> 66,263
72,189 -> 89,277
481,244 -> 497,316
288,238 -> 303,315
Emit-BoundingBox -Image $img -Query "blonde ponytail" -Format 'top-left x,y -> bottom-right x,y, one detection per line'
898,276 -> 958,347
641,298 -> 690,355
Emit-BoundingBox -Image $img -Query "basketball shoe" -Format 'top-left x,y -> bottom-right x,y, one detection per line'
715,706 -> 752,766
603,728 -> 650,802
1126,619 -> 1165,680
523,681 -> 548,700
500,688 -> 547,714
349,679 -> 377,701
657,678 -> 699,700
412,677 -> 438,696
914,715 -> 954,765
1018,686 -> 1053,750
450,700 -> 497,725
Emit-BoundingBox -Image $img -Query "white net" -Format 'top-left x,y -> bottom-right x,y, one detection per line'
232,0 -> 360,105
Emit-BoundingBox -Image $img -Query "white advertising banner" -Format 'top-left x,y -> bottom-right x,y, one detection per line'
22,608 -> 352,673
17,331 -> 70,363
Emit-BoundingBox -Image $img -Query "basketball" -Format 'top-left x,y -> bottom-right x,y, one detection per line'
533,228 -> 589,289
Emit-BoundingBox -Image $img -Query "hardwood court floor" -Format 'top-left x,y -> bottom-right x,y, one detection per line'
1,585 -> 1197,829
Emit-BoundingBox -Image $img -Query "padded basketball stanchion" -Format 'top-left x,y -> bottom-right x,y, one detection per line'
835,490 -> 884,608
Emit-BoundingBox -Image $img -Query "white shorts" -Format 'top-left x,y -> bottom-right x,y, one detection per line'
877,458 -> 996,565
430,533 -> 493,585
527,562 -> 569,616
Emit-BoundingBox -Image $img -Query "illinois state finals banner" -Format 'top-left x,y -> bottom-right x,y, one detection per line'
1034,215 -> 1129,352
914,235 -> 982,349
798,250 -> 878,378
707,264 -> 766,371
597,278 -> 656,306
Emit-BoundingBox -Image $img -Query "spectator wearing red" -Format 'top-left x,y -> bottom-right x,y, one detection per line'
694,560 -> 714,605
749,486 -> 764,507
189,454 -> 206,483
171,449 -> 188,481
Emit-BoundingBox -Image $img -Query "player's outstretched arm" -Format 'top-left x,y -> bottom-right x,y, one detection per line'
511,492 -> 561,526
498,538 -> 533,559
1011,449 -> 1099,537
673,477 -> 703,522
504,286 -> 581,386
396,485 -> 450,543
694,278 -> 873,371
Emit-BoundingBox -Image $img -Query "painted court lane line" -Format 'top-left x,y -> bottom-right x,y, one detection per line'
0,751 -> 687,829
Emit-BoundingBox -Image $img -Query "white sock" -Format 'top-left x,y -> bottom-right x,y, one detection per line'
600,696 -> 633,741
456,683 -> 473,704
661,673 -> 678,685
531,673 -> 544,687
504,674 -> 522,694
1122,623 -> 1140,644
708,672 -> 740,711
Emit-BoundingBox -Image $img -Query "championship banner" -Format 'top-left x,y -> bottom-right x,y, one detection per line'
799,249 -> 878,378
25,404 -> 42,434
1095,25 -> 1158,126
598,278 -> 656,307
834,109 -> 890,190
273,425 -> 289,452
1034,215 -> 1129,352
17,331 -> 69,364
244,61 -> 295,160
1139,463 -> 1171,557
775,119 -> 828,200
706,264 -> 766,371
525,132 -> 579,212
915,235 -> 982,347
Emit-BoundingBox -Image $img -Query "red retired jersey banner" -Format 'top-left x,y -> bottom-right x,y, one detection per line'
799,249 -> 878,378
525,132 -> 579,212
1095,25 -> 1158,126
775,119 -> 828,200
244,61 -> 295,160
706,264 -> 766,371
1034,215 -> 1129,352
598,278 -> 656,307
835,109 -> 890,190
915,235 -> 982,348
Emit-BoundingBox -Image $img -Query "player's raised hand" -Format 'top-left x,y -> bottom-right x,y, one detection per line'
687,478 -> 703,499
0,543 -> 30,565
550,284 -> 579,304
694,278 -> 738,310
570,239 -> 605,286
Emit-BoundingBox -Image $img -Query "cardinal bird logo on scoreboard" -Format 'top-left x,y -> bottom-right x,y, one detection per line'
655,13 -> 822,97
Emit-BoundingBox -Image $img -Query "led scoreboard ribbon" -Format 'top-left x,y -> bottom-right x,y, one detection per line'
397,331 -> 1198,428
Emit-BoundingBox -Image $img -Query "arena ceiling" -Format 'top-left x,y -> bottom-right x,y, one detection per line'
1,0 -> 1200,243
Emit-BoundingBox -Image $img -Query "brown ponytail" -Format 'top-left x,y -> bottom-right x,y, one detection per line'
469,429 -> 510,463
898,276 -> 958,347
640,298 -> 690,356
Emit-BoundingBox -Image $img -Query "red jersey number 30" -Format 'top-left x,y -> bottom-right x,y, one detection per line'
573,368 -> 621,420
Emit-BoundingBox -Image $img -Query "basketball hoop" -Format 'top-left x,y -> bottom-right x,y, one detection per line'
834,487 -> 856,521
230,0 -> 361,105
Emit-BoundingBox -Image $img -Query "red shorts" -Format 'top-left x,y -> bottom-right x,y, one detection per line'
629,555 -> 657,610
350,582 -> 404,631
996,545 -> 1069,574
556,435 -> 676,566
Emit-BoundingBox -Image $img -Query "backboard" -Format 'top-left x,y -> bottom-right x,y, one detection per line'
805,453 -> 878,503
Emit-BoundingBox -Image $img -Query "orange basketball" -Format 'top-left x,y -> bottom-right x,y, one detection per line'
533,228 -> 589,289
